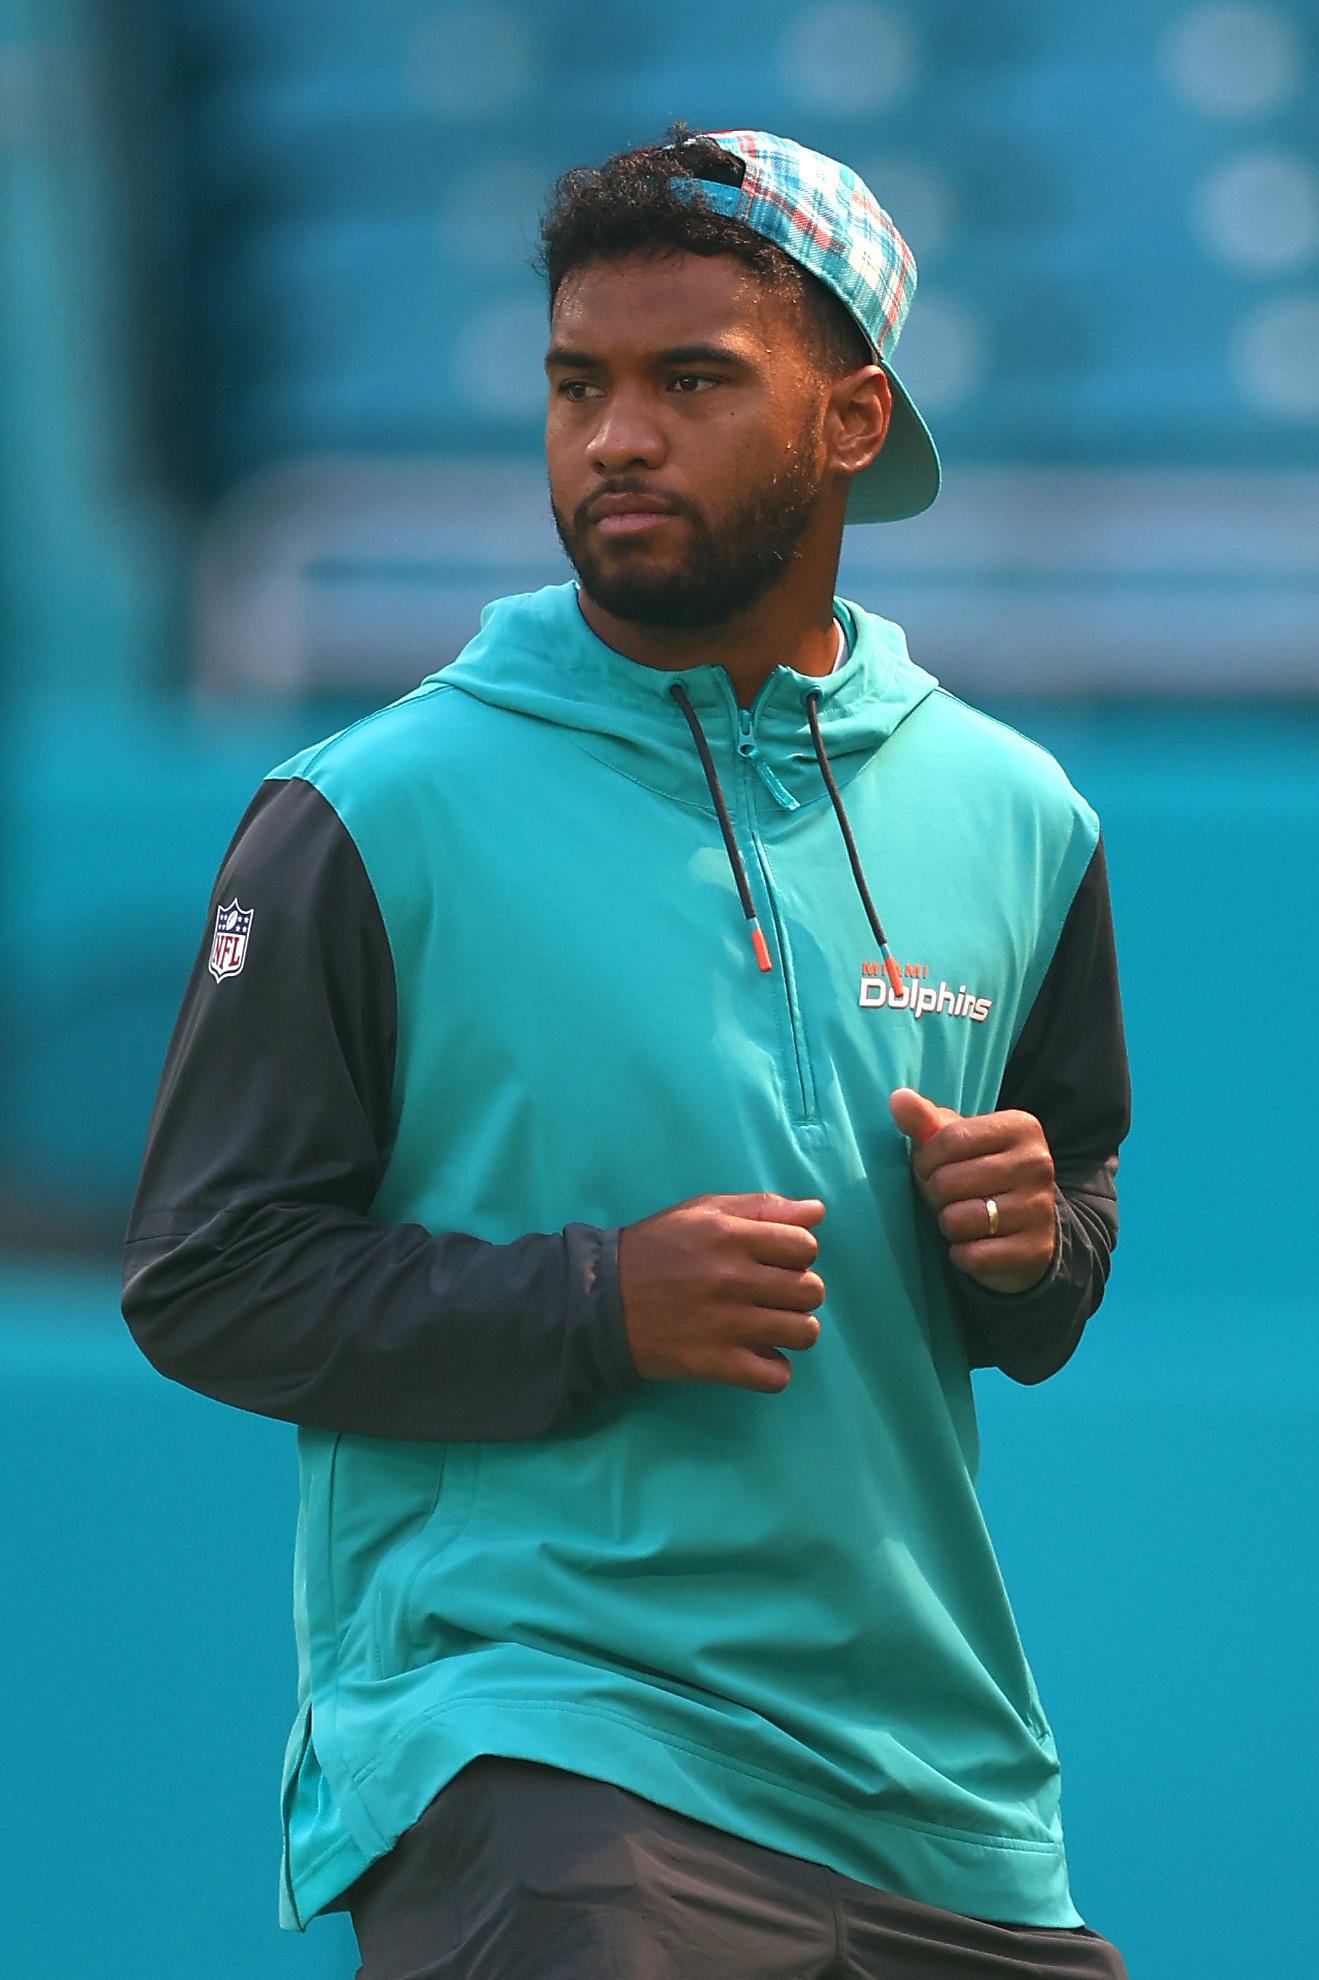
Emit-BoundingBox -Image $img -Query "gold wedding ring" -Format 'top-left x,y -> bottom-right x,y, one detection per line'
984,1197 -> 999,1238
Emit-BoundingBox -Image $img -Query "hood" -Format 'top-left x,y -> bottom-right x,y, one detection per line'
429,582 -> 939,813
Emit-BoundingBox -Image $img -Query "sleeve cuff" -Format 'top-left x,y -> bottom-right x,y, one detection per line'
563,1222 -> 640,1396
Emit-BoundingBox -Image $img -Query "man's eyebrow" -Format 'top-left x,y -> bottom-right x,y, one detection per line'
544,341 -> 750,369
657,343 -> 746,366
545,345 -> 601,369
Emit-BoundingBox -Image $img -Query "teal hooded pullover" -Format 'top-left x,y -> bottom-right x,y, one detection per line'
274,583 -> 1099,1931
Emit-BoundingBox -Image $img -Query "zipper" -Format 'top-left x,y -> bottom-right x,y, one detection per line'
726,691 -> 818,1126
736,707 -> 800,811
732,704 -> 796,811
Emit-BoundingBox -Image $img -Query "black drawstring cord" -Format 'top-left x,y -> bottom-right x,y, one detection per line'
668,680 -> 900,992
805,691 -> 903,996
669,682 -> 773,972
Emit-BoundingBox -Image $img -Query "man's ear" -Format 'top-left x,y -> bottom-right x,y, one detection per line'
827,365 -> 891,477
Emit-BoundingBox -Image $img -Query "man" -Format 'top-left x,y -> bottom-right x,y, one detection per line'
124,130 -> 1130,1979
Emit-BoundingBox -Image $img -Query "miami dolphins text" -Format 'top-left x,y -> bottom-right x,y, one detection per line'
858,961 -> 992,1022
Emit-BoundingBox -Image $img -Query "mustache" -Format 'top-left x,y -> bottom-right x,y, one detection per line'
572,478 -> 705,533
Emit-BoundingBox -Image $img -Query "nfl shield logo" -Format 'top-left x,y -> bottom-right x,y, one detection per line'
209,899 -> 253,982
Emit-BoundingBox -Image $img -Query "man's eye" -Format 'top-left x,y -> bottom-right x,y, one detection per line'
670,374 -> 714,394
560,379 -> 602,402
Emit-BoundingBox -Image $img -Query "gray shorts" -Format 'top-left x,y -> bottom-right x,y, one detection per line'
345,1758 -> 1129,1980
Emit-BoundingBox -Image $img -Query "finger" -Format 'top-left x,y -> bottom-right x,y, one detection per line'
737,1304 -> 823,1350
921,1148 -> 1053,1208
946,1236 -> 1053,1290
889,1088 -> 956,1147
735,1219 -> 820,1270
728,1306 -> 823,1354
910,1109 -> 1042,1183
936,1190 -> 1044,1245
733,1193 -> 826,1229
724,1347 -> 794,1394
734,1263 -> 825,1311
930,1180 -> 1010,1243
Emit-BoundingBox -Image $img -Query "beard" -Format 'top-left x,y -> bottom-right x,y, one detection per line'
551,447 -> 824,632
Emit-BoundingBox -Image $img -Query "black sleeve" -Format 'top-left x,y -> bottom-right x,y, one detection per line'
951,837 -> 1131,1386
122,777 -> 638,1441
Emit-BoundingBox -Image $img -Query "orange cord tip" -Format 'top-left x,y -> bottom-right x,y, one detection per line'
751,926 -> 773,973
883,955 -> 903,993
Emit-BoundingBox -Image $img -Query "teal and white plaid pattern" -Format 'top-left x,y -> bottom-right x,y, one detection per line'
671,127 -> 939,523
700,130 -> 917,363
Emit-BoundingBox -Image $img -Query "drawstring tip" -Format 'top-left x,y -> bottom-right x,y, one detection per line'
883,953 -> 903,994
750,924 -> 773,973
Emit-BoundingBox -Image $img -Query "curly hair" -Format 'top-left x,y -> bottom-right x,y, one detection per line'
539,126 -> 871,379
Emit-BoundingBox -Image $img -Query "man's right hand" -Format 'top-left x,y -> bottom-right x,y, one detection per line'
617,1194 -> 826,1393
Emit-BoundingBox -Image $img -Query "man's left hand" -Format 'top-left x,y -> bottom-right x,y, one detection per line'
888,1088 -> 1056,1294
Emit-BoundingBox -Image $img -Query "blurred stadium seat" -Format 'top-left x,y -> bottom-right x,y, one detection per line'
193,455 -> 567,694
149,0 -> 1319,693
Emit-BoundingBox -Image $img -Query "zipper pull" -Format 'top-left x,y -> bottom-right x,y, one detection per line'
736,710 -> 799,811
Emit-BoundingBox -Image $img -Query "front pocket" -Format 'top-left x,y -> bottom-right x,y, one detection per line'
368,1443 -> 482,1678
324,1436 -> 472,1677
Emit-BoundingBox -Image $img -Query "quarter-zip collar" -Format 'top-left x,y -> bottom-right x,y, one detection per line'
433,582 -> 939,816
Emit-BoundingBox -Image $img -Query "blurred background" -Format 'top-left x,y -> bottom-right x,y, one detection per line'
0,1 -> 1315,1974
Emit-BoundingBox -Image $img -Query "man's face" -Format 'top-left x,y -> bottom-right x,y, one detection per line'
544,252 -> 834,631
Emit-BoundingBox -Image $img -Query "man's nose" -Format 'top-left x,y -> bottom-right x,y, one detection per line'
588,387 -> 666,474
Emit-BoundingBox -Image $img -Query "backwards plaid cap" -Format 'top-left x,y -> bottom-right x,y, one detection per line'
678,130 -> 940,525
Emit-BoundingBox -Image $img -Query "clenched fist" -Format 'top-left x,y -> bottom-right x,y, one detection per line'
618,1192 -> 826,1393
888,1088 -> 1056,1294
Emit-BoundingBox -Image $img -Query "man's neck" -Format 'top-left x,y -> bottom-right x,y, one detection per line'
576,591 -> 840,706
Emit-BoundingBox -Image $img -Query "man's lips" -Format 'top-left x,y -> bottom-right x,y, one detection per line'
583,491 -> 684,538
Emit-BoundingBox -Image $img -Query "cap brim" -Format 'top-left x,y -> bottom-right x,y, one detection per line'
844,365 -> 941,524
